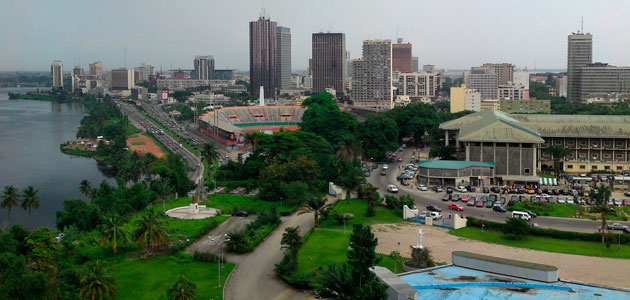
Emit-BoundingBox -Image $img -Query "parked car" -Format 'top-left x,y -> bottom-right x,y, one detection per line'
613,198 -> 623,206
499,197 -> 506,205
482,187 -> 490,193
567,198 -> 575,204
426,205 -> 442,212
417,184 -> 428,191
232,210 -> 249,217
485,201 -> 494,208
448,203 -> 464,211
380,169 -> 387,176
557,197 -> 566,204
387,184 -> 399,193
397,157 -> 403,162
427,211 -> 442,220
475,200 -> 484,207
523,187 -> 536,194
468,196 -> 477,206
455,186 -> 467,193
529,196 -> 537,202
560,189 -> 570,195
488,194 -> 497,203
510,195 -> 519,203
490,187 -> 500,193
607,223 -> 629,230
622,228 -> 630,234
461,195 -> 470,202
442,194 -> 450,201
399,180 -> 409,186
493,205 -> 507,213
446,187 -> 454,194
466,185 -> 477,192
433,186 -> 443,192
623,199 -> 630,207
624,192 -> 630,197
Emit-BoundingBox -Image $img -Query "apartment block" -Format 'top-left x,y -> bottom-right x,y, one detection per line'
352,39 -> 393,110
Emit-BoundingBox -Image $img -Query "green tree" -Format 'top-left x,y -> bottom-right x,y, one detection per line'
79,261 -> 117,300
133,209 -> 169,250
347,224 -> 380,287
80,179 -> 95,200
151,177 -> 174,212
318,264 -> 355,300
298,195 -> 330,227
167,275 -> 197,300
280,226 -> 303,269
429,145 -> 457,160
202,142 -> 219,162
546,145 -> 572,178
226,230 -> 248,253
98,215 -> 129,254
590,184 -> 615,244
1,185 -> 20,226
335,134 -> 360,162
389,251 -> 401,273
20,186 -> 40,227
502,217 -> 530,240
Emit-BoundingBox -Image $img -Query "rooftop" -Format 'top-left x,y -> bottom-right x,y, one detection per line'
417,160 -> 496,169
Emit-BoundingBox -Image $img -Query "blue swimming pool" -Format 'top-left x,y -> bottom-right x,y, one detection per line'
401,266 -> 630,300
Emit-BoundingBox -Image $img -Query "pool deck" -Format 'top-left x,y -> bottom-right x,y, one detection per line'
401,265 -> 630,300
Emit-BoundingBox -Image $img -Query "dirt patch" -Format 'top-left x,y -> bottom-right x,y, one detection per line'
126,134 -> 164,158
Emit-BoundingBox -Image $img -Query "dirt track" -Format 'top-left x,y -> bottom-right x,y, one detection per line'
126,134 -> 164,158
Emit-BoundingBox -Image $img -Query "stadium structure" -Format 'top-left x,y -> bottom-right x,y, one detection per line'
198,106 -> 305,149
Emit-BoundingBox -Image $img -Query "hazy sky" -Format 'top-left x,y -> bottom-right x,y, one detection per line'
1,0 -> 630,72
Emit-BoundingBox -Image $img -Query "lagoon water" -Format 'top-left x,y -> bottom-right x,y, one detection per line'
0,87 -> 114,229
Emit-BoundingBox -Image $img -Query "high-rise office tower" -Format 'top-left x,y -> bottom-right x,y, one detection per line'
89,62 -> 103,78
466,67 -> 498,100
412,57 -> 419,72
352,40 -> 393,110
111,68 -> 135,90
276,26 -> 291,90
51,61 -> 64,89
249,16 -> 277,99
392,38 -> 412,73
312,32 -> 346,95
135,63 -> 155,82
482,63 -> 514,85
193,56 -> 215,80
72,66 -> 84,76
567,32 -> 593,102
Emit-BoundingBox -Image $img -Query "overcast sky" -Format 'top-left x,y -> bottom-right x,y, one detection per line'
1,0 -> 629,72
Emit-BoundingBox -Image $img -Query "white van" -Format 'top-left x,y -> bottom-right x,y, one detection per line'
511,211 -> 531,221
427,211 -> 442,220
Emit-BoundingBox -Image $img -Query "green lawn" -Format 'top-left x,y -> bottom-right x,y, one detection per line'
110,253 -> 234,300
319,199 -> 401,229
206,194 -> 297,215
508,202 -> 586,218
131,141 -> 146,145
450,227 -> 630,259
125,123 -> 141,136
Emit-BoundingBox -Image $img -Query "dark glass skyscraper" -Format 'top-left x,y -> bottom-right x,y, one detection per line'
276,26 -> 291,90
249,17 -> 277,99
312,32 -> 346,95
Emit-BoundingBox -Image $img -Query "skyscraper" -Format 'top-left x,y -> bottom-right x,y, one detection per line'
193,56 -> 215,80
89,62 -> 103,78
312,32 -> 346,95
352,40 -> 393,110
276,26 -> 291,90
111,68 -> 135,90
51,61 -> 64,89
135,62 -> 155,82
72,66 -> 84,76
466,67 -> 498,100
482,63 -> 514,85
392,38 -> 412,73
249,16 -> 277,99
567,32 -> 593,102
411,57 -> 419,72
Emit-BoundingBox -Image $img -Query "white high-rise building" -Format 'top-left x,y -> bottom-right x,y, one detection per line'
352,39 -> 393,110
135,63 -> 155,82
51,61 -> 64,89
513,70 -> 529,89
276,26 -> 292,90
193,56 -> 215,80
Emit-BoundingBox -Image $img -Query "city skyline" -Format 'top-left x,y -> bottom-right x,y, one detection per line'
2,1 -> 630,72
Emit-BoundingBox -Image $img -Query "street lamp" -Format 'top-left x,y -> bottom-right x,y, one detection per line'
210,234 -> 230,287
481,214 -> 485,232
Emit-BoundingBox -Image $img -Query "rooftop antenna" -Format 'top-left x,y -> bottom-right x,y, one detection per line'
581,15 -> 584,33
124,48 -> 127,68
396,25 -> 399,41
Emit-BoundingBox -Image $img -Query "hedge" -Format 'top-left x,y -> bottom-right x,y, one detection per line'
466,217 -> 630,244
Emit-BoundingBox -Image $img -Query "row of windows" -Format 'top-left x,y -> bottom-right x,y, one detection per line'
567,164 -> 624,170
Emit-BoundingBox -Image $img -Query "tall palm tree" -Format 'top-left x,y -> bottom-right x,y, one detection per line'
335,134 -> 360,162
133,209 -> 169,250
98,215 -> 129,254
590,184 -> 614,244
202,142 -> 218,162
546,145 -> 573,178
79,261 -> 117,300
20,186 -> 40,227
1,185 -> 20,227
167,275 -> 197,300
281,226 -> 303,268
80,179 -> 95,200
298,195 -> 330,227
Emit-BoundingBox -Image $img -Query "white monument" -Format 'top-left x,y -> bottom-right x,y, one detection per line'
413,229 -> 424,249
259,86 -> 265,106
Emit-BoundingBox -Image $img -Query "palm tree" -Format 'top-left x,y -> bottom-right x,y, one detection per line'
335,134 -> 360,162
167,275 -> 197,300
590,184 -> 615,244
281,226 -> 303,268
151,177 -> 174,212
20,186 -> 40,227
202,142 -> 218,162
80,179 -> 95,200
1,185 -> 20,227
133,209 -> 169,250
546,145 -> 573,179
79,261 -> 117,300
298,195 -> 330,227
98,215 -> 129,254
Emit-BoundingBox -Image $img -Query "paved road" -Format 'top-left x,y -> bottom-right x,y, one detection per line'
186,216 -> 255,254
223,212 -> 319,300
368,147 -> 630,233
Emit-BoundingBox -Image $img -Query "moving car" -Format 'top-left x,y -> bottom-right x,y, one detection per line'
524,210 -> 537,218
607,223 -> 629,230
380,169 -> 387,176
426,205 -> 442,212
382,164 -> 389,170
397,157 -> 403,162
511,211 -> 531,221
448,203 -> 464,211
232,210 -> 249,217
417,185 -> 428,191
493,205 -> 507,213
387,184 -> 399,193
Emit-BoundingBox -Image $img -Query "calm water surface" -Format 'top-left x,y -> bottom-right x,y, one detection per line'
0,87 -> 115,229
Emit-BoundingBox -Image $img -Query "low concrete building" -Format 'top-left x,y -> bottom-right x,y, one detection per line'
416,160 -> 496,186
499,99 -> 551,114
373,266 -> 417,300
452,251 -> 558,283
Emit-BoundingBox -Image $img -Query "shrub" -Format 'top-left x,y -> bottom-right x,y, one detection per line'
333,213 -> 354,225
282,272 -> 313,290
405,246 -> 435,269
502,218 -> 530,240
193,251 -> 219,262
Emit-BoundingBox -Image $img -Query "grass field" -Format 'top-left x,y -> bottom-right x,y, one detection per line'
110,253 -> 234,300
206,194 -> 297,215
319,199 -> 401,229
131,141 -> 146,145
450,227 -> 630,259
508,202 -> 586,218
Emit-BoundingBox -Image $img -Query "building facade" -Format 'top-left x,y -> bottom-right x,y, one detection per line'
193,56 -> 215,80
499,99 -> 550,114
411,57 -> 419,72
352,39 -> 393,110
450,85 -> 481,113
396,71 -> 441,101
567,32 -> 593,102
466,67 -> 498,100
513,70 -> 529,90
482,63 -> 514,85
157,79 -> 211,90
578,63 -> 630,101
556,76 -> 568,98
249,16 -> 277,99
498,85 -> 528,100
111,68 -> 135,90
51,61 -> 64,89
135,63 -> 154,82
89,62 -> 103,78
392,39 -> 412,73
276,26 -> 292,90
312,32 -> 346,95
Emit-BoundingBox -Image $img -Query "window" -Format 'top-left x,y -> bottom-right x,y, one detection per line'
604,153 -> 611,158
592,166 -> 598,170
604,141 -> 612,146
524,168 -> 531,174
579,153 -> 586,158
567,164 -> 574,169
617,154 -> 624,158
617,166 -> 623,170
605,166 -> 610,170
580,165 -> 586,169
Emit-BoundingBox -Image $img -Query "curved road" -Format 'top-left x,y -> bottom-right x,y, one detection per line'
368,147 -> 630,233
